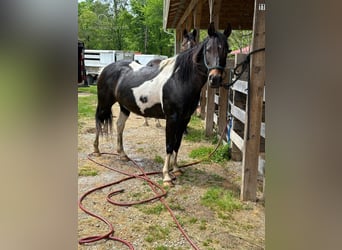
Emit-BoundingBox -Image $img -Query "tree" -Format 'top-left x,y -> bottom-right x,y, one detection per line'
78,0 -> 174,56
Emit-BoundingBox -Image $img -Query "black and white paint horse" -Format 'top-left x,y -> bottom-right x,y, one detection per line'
94,22 -> 232,186
143,27 -> 198,127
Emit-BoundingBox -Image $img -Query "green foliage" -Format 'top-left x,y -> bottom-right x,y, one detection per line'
78,0 -> 174,56
153,155 -> 164,164
144,225 -> 170,242
229,30 -> 253,51
189,146 -> 213,163
78,94 -> 97,119
189,144 -> 230,164
78,85 -> 97,95
210,143 -> 230,163
139,203 -> 165,215
184,115 -> 209,142
201,187 -> 243,212
78,165 -> 99,176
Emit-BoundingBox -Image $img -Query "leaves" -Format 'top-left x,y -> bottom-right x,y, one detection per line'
78,0 -> 174,56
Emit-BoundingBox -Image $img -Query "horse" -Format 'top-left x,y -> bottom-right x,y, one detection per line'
93,22 -> 232,186
143,27 -> 198,127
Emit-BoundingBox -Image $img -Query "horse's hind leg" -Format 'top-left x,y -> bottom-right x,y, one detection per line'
93,128 -> 101,156
116,105 -> 130,160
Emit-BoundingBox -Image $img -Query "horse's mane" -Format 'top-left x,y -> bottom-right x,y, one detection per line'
173,38 -> 208,82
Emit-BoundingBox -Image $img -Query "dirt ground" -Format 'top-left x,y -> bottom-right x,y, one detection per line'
78,102 -> 265,250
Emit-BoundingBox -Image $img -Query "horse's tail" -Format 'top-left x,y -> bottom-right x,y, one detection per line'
95,65 -> 117,137
95,103 -> 113,137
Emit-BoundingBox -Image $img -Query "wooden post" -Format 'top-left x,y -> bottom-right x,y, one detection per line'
205,85 -> 215,136
218,68 -> 229,135
175,28 -> 181,54
240,0 -> 265,201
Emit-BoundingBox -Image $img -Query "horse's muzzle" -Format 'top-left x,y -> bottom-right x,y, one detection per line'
208,74 -> 222,88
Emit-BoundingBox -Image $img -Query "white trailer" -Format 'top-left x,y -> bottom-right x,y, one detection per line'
84,49 -> 134,84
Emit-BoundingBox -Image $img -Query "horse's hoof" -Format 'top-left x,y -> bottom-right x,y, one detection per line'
172,169 -> 184,177
163,181 -> 175,187
91,152 -> 101,157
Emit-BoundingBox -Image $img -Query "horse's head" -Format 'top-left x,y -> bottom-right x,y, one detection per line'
204,22 -> 232,88
181,28 -> 197,52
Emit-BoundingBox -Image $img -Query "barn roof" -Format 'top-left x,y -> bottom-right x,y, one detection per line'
163,0 -> 255,30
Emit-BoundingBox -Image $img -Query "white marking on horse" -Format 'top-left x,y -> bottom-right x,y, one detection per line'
129,61 -> 144,71
132,57 -> 176,114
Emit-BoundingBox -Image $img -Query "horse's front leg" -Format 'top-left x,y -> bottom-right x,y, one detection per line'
172,117 -> 191,176
116,107 -> 130,161
163,115 -> 178,186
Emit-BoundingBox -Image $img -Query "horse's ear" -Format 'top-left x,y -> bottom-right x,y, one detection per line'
183,28 -> 189,38
208,22 -> 216,37
224,23 -> 232,38
192,29 -> 197,40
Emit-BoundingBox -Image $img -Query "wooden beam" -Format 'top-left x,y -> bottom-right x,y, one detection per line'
212,0 -> 222,28
240,0 -> 266,201
176,0 -> 204,30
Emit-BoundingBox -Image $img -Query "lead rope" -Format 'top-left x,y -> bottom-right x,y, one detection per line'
221,48 -> 265,140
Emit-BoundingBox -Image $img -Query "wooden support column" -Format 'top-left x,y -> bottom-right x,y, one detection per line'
205,85 -> 215,137
241,0 -> 265,201
175,28 -> 181,54
218,68 -> 229,135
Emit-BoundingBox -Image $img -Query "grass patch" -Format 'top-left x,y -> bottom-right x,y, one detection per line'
199,220 -> 207,230
188,217 -> 198,224
184,115 -> 214,142
78,85 -> 97,95
154,155 -> 164,164
201,187 -> 242,212
144,225 -> 170,243
189,144 -> 230,164
78,165 -> 99,176
139,203 -> 165,215
78,94 -> 97,120
78,85 -> 97,123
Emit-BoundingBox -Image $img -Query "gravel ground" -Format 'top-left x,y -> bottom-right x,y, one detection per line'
78,103 -> 265,250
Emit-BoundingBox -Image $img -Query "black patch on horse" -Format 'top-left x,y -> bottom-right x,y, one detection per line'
140,96 -> 148,103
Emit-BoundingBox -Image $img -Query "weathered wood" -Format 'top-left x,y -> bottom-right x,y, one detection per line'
230,102 -> 246,123
205,84 -> 215,136
240,0 -> 265,201
175,28 -> 181,54
176,0 -> 203,30
231,80 -> 248,95
218,68 -> 229,135
200,86 -> 207,119
229,102 -> 265,138
231,130 -> 244,151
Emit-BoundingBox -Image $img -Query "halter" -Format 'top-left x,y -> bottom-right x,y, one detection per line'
203,42 -> 226,72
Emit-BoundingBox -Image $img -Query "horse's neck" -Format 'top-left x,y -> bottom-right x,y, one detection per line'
193,54 -> 209,91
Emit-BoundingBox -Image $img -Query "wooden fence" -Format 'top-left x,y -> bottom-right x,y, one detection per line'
200,53 -> 265,199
